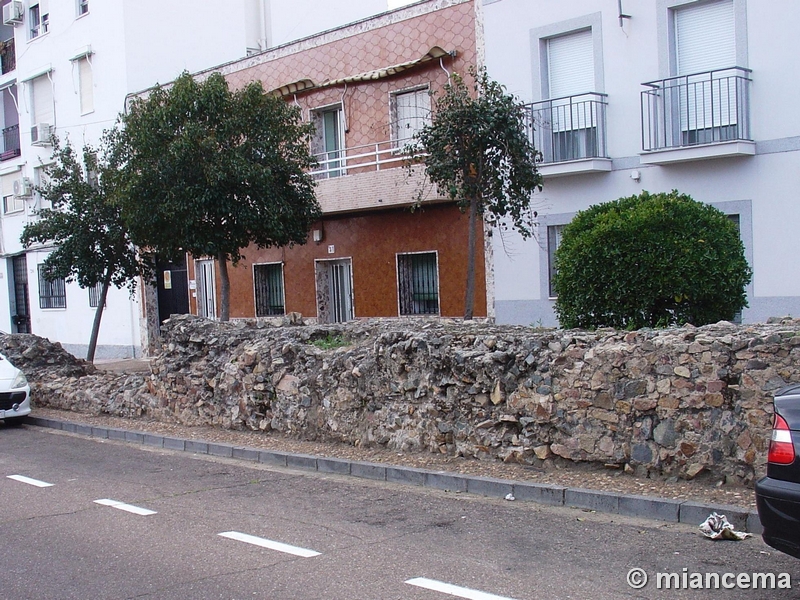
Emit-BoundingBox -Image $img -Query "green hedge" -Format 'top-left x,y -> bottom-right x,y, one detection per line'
553,190 -> 752,329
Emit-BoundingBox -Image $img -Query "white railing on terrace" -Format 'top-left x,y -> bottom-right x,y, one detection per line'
310,139 -> 425,179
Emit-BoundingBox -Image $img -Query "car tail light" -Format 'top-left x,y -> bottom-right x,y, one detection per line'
768,414 -> 796,465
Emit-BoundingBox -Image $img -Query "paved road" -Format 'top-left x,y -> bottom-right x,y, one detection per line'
1,423 -> 797,600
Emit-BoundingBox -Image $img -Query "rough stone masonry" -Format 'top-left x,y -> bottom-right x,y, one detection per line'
3,314 -> 799,485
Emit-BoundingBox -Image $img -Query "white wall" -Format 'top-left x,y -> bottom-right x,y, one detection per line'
484,0 -> 800,326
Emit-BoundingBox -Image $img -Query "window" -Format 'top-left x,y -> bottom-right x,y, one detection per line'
3,194 -> 23,214
253,263 -> 285,316
77,0 -> 89,16
29,1 -> 49,39
34,165 -> 51,209
673,0 -> 739,144
88,282 -> 103,308
77,57 -> 93,114
30,73 -> 54,128
544,29 -> 600,162
397,252 -> 439,315
547,224 -> 565,298
311,105 -> 344,178
2,173 -> 23,214
38,264 -> 66,309
391,86 -> 430,149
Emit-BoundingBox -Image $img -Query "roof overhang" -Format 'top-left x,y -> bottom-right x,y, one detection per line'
269,46 -> 454,97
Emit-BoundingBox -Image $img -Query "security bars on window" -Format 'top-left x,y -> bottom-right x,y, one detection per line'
397,252 -> 439,316
254,263 -> 285,317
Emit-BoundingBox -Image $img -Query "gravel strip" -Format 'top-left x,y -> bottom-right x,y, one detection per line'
32,407 -> 756,509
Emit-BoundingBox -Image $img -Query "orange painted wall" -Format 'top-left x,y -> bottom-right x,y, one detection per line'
222,203 -> 486,319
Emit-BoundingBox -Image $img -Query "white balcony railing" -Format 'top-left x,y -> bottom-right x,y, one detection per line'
310,139 -> 425,179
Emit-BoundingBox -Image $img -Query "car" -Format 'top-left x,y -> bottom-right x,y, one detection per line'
0,352 -> 31,425
755,383 -> 800,558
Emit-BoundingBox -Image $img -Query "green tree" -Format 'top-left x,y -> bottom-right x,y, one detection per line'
554,190 -> 752,329
413,68 -> 542,319
20,136 -> 149,362
113,72 -> 320,321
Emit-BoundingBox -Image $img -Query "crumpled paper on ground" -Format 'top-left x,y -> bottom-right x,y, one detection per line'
699,512 -> 751,540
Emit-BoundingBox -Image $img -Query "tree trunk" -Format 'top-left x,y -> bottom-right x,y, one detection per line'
464,194 -> 478,320
218,253 -> 230,322
87,272 -> 112,362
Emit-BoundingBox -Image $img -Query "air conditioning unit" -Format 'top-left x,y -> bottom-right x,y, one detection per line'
12,177 -> 32,197
2,1 -> 23,26
31,123 -> 53,146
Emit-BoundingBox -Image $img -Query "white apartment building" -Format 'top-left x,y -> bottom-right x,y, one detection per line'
484,0 -> 800,326
0,0 -> 272,358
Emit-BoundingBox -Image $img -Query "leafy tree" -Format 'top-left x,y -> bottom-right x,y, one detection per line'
113,72 -> 320,321
20,136 -> 149,362
553,190 -> 752,329
413,68 -> 542,319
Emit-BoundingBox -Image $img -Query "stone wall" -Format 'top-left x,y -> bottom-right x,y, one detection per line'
6,315 -> 800,484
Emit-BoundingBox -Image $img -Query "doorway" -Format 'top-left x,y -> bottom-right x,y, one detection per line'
155,255 -> 190,323
195,259 -> 216,319
315,258 -> 353,323
8,254 -> 30,333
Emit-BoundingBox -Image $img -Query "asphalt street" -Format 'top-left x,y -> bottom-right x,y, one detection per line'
1,423 -> 797,600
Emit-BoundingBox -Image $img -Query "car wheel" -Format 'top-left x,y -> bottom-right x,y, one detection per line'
3,417 -> 25,427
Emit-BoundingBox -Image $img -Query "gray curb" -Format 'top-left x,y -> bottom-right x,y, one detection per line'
24,415 -> 762,534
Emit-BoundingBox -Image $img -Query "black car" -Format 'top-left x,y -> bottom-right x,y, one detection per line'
756,383 -> 800,558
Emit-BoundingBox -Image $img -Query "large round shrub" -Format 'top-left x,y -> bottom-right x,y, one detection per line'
553,190 -> 752,329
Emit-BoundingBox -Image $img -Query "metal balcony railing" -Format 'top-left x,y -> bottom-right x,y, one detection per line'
0,38 -> 15,74
310,139 -> 425,180
641,67 -> 752,151
527,92 -> 608,164
1,124 -> 21,161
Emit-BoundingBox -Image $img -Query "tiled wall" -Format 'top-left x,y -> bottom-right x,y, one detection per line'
226,203 -> 487,319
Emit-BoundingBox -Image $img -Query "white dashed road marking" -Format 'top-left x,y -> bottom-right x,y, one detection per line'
7,475 -> 54,487
94,499 -> 157,516
405,577 -> 519,600
218,531 -> 321,558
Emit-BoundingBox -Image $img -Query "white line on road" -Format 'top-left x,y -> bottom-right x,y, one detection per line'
7,475 -> 54,487
218,531 -> 321,558
405,577 -> 519,600
94,499 -> 157,516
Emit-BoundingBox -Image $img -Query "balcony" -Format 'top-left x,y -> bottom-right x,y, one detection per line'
309,139 -> 433,215
0,38 -> 14,75
527,93 -> 611,177
640,67 -> 754,164
310,140 -> 422,180
1,124 -> 20,161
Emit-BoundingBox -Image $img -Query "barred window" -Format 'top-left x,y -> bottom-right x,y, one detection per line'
88,282 -> 103,308
38,264 -> 66,309
254,263 -> 285,316
391,86 -> 431,149
397,252 -> 439,315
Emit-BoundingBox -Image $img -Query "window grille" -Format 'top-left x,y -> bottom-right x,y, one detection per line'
391,87 -> 430,149
38,264 -> 66,309
88,282 -> 102,308
397,252 -> 439,315
254,263 -> 285,316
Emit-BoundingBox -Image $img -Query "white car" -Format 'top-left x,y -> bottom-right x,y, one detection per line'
0,352 -> 31,425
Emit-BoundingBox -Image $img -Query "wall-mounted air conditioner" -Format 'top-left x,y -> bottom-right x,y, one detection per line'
31,123 -> 53,146
12,177 -> 32,197
2,1 -> 24,26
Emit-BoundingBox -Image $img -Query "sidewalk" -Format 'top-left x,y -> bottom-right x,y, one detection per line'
23,413 -> 763,535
